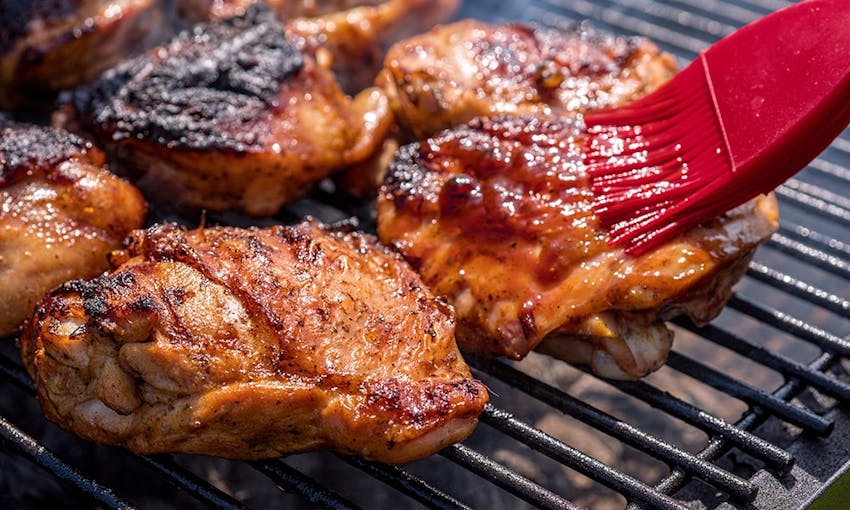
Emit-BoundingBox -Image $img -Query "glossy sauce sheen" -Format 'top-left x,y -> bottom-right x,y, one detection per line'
378,115 -> 779,366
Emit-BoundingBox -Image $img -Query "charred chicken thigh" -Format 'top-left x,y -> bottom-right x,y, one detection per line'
67,4 -> 391,216
181,0 -> 460,94
0,120 -> 146,337
378,20 -> 678,140
0,0 -> 165,109
21,221 -> 487,461
377,116 -> 779,380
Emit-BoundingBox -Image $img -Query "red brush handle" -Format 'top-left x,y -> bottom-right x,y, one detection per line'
707,0 -> 850,188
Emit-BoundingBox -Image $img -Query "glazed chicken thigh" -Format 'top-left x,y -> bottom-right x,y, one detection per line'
0,0 -> 164,109
341,19 -> 677,196
377,116 -> 779,380
67,4 -> 391,216
21,221 -> 487,461
378,20 -> 678,140
0,120 -> 146,337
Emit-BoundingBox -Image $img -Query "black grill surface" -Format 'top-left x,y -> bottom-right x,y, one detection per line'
2,1 -> 849,509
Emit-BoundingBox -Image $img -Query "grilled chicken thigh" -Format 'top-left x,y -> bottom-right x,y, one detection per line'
0,121 -> 146,337
180,0 -> 458,93
378,20 -> 677,140
377,116 -> 779,380
0,0 -> 165,109
67,4 -> 391,216
342,19 -> 676,196
21,221 -> 487,461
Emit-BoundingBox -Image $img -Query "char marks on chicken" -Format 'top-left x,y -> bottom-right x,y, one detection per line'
0,120 -> 146,337
21,220 -> 488,462
0,0 -> 165,109
69,3 -> 392,216
377,115 -> 779,380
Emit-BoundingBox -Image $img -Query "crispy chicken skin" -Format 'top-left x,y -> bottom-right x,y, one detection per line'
378,20 -> 678,140
0,121 -> 146,337
0,0 -> 164,109
377,116 -> 779,380
181,0 -> 460,94
66,4 -> 392,216
20,221 -> 487,462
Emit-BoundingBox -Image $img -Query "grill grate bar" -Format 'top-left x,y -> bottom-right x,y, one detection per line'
440,444 -> 581,510
766,232 -> 850,280
473,359 -> 758,501
775,186 -> 850,225
674,319 -> 850,401
535,1 -> 710,52
0,415 -> 135,510
640,351 -> 840,505
251,459 -> 361,510
336,455 -> 471,510
481,405 -> 693,509
139,455 -> 249,510
665,352 -> 833,435
810,158 -> 850,185
652,0 -> 763,23
780,223 -> 850,260
590,373 -> 795,472
727,294 -> 850,357
587,0 -> 738,36
785,178 -> 850,211
746,262 -> 850,318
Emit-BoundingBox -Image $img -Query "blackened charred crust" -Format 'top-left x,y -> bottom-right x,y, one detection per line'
0,121 -> 93,185
73,3 -> 304,152
0,1 -> 83,55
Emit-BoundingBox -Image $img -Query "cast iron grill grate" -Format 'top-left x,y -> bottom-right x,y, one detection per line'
1,0 -> 848,508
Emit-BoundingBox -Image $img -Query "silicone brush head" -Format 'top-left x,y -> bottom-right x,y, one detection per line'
583,0 -> 850,255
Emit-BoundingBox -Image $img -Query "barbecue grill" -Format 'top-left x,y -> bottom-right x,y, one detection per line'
2,0 -> 849,508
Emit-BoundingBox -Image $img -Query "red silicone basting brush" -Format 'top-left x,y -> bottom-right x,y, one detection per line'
583,0 -> 850,256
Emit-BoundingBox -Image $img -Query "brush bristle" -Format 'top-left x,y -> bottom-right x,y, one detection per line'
583,57 -> 738,255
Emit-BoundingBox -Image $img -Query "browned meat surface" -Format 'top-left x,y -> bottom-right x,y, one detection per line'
378,20 -> 678,140
180,0 -> 459,93
0,0 -> 164,109
0,120 -> 146,337
377,116 -> 779,380
20,221 -> 487,462
66,4 -> 392,216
